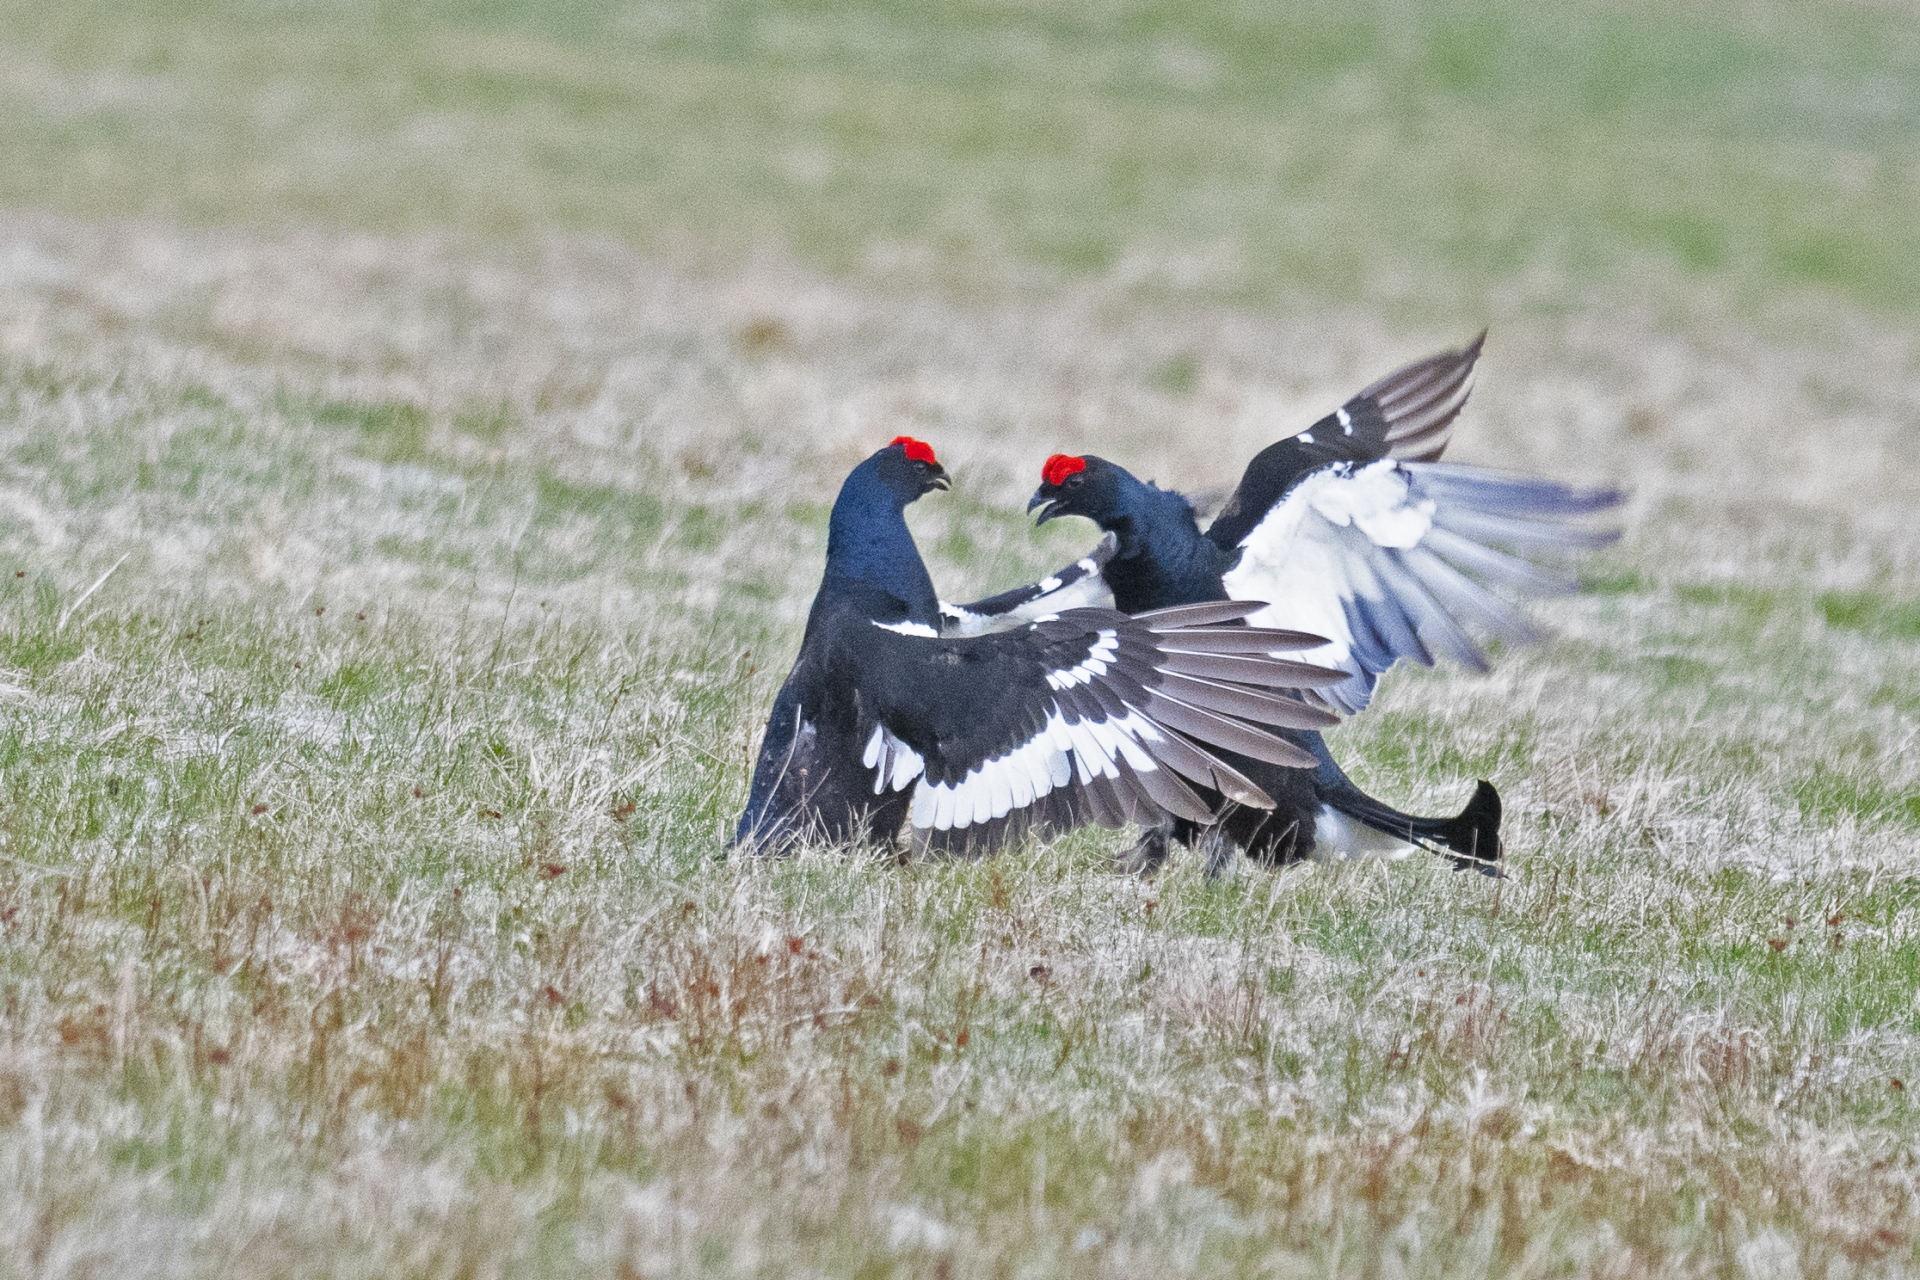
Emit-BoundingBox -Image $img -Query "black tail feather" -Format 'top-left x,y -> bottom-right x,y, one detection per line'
1328,775 -> 1505,875
1329,779 -> 1502,876
1305,735 -> 1502,875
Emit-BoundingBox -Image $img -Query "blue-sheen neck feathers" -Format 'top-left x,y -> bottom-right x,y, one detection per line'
1097,468 -> 1230,612
1108,472 -> 1202,557
816,453 -> 940,628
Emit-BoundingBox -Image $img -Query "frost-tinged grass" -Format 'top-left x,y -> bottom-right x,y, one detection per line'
0,4 -> 1918,1271
0,210 -> 1917,1277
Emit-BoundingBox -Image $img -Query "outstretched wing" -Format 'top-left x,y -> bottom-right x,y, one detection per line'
847,601 -> 1346,852
1206,334 -> 1484,551
1354,330 -> 1487,463
939,533 -> 1118,636
1220,459 -> 1622,714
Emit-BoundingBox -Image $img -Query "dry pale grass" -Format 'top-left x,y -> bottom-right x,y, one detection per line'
0,211 -> 1917,1278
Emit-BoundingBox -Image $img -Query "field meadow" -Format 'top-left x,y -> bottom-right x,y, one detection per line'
1,0 -> 1919,1275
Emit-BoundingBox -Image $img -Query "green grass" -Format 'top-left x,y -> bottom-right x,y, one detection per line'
2,0 -> 1920,1274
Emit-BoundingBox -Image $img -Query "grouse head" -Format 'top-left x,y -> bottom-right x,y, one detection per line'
868,435 -> 950,504
817,437 -> 949,629
1028,453 -> 1129,528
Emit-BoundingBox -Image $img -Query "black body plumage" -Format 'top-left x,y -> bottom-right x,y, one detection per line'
733,439 -> 1351,856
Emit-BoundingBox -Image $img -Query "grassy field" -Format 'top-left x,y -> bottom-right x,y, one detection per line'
1,1 -> 1919,1276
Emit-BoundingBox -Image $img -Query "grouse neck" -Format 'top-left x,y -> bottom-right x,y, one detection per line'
1102,477 -> 1229,612
1099,478 -> 1191,554
814,466 -> 941,631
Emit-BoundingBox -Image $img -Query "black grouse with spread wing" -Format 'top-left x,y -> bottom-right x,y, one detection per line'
1015,335 -> 1622,874
733,436 -> 1350,856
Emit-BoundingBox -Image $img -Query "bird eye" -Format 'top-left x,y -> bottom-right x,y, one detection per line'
1065,474 -> 1084,489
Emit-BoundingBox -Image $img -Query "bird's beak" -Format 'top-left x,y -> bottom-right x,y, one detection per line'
929,465 -> 950,492
1028,489 -> 1058,524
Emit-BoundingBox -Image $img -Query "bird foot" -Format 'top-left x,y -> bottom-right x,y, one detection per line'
1113,827 -> 1169,877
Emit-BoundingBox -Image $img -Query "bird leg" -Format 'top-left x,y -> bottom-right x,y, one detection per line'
1199,829 -> 1238,879
1113,820 -> 1172,877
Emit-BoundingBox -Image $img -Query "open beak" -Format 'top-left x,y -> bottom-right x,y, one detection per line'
1028,489 -> 1059,524
929,465 -> 950,492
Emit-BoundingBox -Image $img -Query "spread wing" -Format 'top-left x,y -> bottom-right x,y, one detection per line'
1354,330 -> 1487,463
1220,460 -> 1622,714
1207,334 -> 1484,551
850,601 -> 1347,852
939,534 -> 1118,636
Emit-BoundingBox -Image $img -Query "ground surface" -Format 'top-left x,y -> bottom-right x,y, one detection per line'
1,2 -> 1918,1277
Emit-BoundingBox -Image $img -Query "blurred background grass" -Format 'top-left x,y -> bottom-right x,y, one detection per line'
5,0 -> 1917,320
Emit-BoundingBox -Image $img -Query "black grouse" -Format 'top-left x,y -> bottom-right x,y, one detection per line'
733,436 -> 1357,856
1018,335 -> 1623,874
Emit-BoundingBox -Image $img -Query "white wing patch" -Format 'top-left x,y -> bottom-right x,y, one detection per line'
1302,459 -> 1434,547
862,723 -> 926,794
1222,457 -> 1615,714
1228,462 -> 1413,702
1042,566 -> 1115,613
937,606 -> 1005,637
905,706 -> 1167,832
938,562 -> 1115,636
1043,629 -> 1118,690
938,535 -> 1119,637
873,619 -> 940,638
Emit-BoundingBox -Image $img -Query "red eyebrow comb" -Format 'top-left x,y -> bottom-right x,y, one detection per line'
1042,454 -> 1086,486
890,436 -> 938,465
